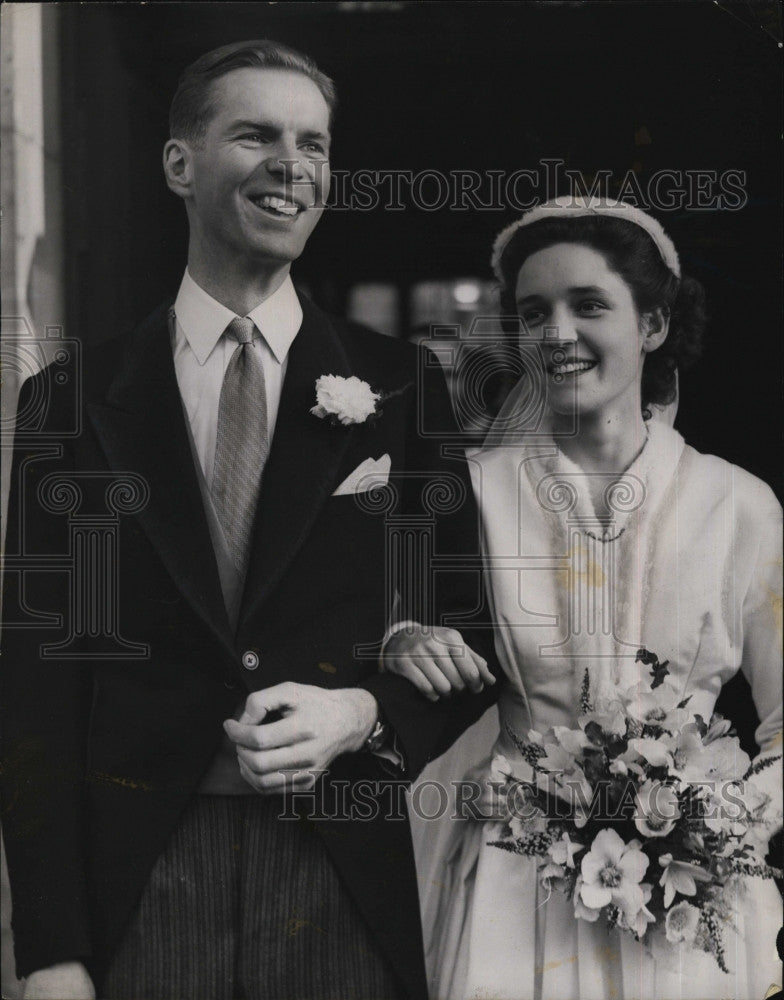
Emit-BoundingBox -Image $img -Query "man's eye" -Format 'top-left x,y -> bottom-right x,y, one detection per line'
520,310 -> 545,326
301,142 -> 327,155
240,133 -> 267,143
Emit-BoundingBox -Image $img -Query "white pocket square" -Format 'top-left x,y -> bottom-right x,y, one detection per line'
332,454 -> 391,496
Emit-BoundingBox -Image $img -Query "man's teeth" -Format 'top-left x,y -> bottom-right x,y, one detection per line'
254,195 -> 299,215
551,361 -> 595,376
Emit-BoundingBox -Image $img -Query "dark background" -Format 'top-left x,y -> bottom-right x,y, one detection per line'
59,0 -> 782,502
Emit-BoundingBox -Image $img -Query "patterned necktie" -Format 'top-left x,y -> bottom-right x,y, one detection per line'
211,316 -> 269,575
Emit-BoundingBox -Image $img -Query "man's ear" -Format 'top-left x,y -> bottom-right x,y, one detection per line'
641,307 -> 670,353
163,139 -> 194,199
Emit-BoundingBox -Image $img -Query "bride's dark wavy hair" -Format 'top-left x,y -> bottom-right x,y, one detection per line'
496,215 -> 706,416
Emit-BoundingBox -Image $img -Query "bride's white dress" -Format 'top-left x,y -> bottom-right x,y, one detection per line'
411,420 -> 782,1000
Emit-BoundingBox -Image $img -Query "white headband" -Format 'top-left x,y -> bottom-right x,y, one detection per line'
491,196 -> 681,282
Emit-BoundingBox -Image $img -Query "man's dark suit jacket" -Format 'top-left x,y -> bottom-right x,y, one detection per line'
1,294 -> 498,999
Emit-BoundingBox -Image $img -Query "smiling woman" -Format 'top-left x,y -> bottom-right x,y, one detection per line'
513,243 -> 668,438
497,207 -> 706,431
480,201 -> 708,494
391,199 -> 783,1000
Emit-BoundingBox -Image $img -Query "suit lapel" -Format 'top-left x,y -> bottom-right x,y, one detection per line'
237,297 -> 355,632
87,303 -> 235,660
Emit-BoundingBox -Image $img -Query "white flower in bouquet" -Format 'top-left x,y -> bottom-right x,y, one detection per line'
578,697 -> 627,738
490,753 -> 514,783
701,783 -> 747,837
623,737 -> 674,769
541,830 -> 579,889
537,726 -> 590,772
621,680 -> 692,732
741,777 -> 781,851
664,901 -> 701,945
658,854 -> 712,907
311,375 -> 380,425
668,726 -> 750,786
552,726 -> 592,756
509,809 -> 548,842
702,717 -> 733,743
662,722 -> 705,784
618,882 -> 656,939
634,780 -> 680,838
492,651 -> 783,972
541,860 -> 568,886
538,742 -> 575,773
579,829 -> 649,916
544,765 -> 594,828
548,831 -> 584,869
527,727 -> 595,827
573,875 -> 602,923
698,737 -> 750,783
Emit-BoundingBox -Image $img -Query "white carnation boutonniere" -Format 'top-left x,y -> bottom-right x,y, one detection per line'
311,374 -> 411,427
311,375 -> 380,426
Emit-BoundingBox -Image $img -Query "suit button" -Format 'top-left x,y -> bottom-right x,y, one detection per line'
242,650 -> 260,671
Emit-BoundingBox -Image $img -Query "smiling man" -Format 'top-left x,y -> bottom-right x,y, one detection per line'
166,59 -> 332,308
1,40 -> 497,1000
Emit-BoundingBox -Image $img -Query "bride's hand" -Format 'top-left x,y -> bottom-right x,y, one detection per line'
381,624 -> 495,700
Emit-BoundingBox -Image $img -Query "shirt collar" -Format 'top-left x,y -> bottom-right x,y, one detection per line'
173,270 -> 303,365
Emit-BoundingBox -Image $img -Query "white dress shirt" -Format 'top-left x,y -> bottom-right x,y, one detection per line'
172,269 -> 302,488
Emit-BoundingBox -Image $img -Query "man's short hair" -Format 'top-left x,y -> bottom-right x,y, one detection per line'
169,39 -> 337,142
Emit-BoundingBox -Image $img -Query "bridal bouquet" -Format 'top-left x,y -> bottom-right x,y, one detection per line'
489,649 -> 782,971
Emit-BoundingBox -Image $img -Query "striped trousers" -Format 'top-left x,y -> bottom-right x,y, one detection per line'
101,794 -> 405,1000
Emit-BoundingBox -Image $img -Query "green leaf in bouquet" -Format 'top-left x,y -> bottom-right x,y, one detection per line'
581,749 -> 607,783
583,720 -> 604,746
626,717 -> 644,739
580,668 -> 593,714
486,838 -> 521,854
583,720 -> 629,753
487,829 -> 555,857
605,734 -> 629,757
610,778 -> 640,824
635,647 -> 670,688
691,713 -> 708,737
504,723 -> 547,772
696,906 -> 730,974
726,855 -> 784,880
743,752 -> 782,780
